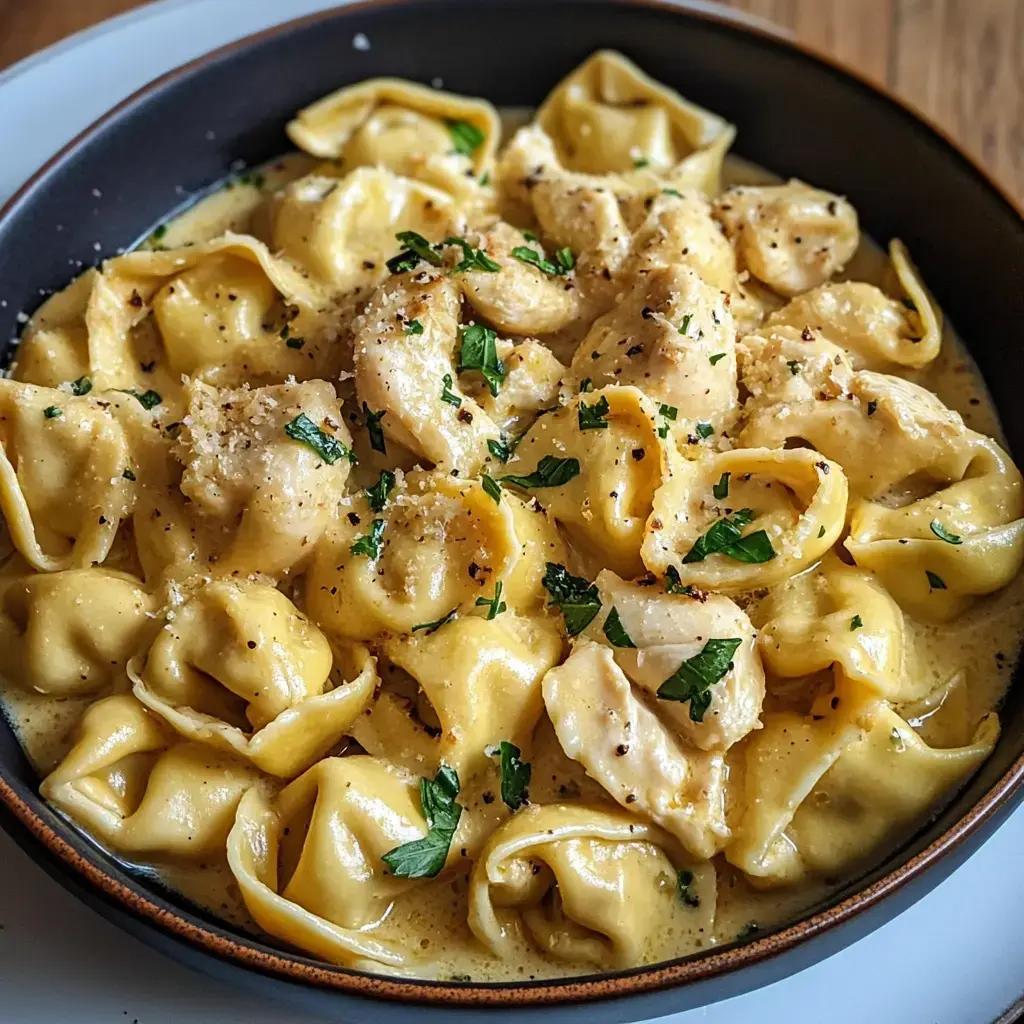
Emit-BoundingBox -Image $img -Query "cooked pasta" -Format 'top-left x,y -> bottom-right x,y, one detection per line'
1,50 -> 1020,983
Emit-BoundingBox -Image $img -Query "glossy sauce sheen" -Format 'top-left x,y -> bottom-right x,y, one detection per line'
0,84 -> 1021,983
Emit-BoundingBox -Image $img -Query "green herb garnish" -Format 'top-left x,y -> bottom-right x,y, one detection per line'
677,870 -> 700,908
787,359 -> 800,375
493,741 -> 530,811
679,313 -> 693,335
411,609 -> 458,635
602,607 -> 636,648
709,352 -> 726,365
481,473 -> 502,504
70,376 -> 92,396
578,395 -> 610,430
501,455 -> 580,489
122,468 -> 136,481
475,580 -> 506,620
441,373 -> 462,408
43,406 -> 62,419
381,766 -> 463,878
405,319 -> 424,336
850,615 -> 863,630
350,518 -> 386,559
926,570 -> 947,591
682,509 -> 776,565
662,188 -> 683,198
665,566 -> 694,595
657,637 -> 742,722
695,421 -> 714,440
488,434 -> 516,463
930,520 -> 962,545
458,324 -> 505,396
396,230 -> 443,266
713,472 -> 730,500
284,412 -> 356,465
445,236 -> 500,273
542,562 -> 601,636
446,119 -> 485,156
366,469 -> 395,513
362,403 -> 387,454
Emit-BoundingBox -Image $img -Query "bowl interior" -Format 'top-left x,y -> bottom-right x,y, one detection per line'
0,0 -> 1022,1010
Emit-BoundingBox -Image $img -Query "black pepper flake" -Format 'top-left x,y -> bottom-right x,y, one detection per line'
247,640 -> 257,649
625,793 -> 637,803
362,260 -> 376,270
468,561 -> 481,578
815,461 -> 829,474
867,400 -> 878,417
457,408 -> 473,424
631,448 -> 646,461
801,327 -> 814,341
140,360 -> 156,373
640,306 -> 655,320
626,344 -> 644,357
347,512 -> 361,526
482,791 -> 495,804
615,744 -> 629,756
128,289 -> 143,309
830,696 -> 840,710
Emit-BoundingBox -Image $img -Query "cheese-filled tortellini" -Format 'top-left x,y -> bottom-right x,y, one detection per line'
845,436 -> 1024,622
757,556 -> 915,701
468,804 -> 715,970
536,50 -> 734,188
286,77 -> 499,204
642,446 -> 847,593
376,613 -> 562,782
272,167 -> 455,296
41,694 -> 258,858
714,180 -> 859,296
0,568 -> 153,696
543,642 -> 729,859
570,266 -> 738,429
176,378 -> 353,578
0,380 -> 134,572
133,580 -> 375,778
227,756 -> 448,972
354,269 -> 501,474
763,240 -> 942,370
306,470 -> 518,641
501,385 -> 670,578
587,570 -> 764,751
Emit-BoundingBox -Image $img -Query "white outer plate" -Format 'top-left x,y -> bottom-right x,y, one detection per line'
0,2 -> 1021,1021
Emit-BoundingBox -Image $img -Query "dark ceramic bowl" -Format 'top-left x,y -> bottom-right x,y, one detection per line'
1,2 -> 1023,1020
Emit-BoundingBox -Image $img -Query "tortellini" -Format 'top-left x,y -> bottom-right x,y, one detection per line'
642,446 -> 847,593
763,240 -> 942,370
353,270 -> 501,474
132,580 -> 375,778
176,378 -> 353,577
41,694 -> 258,858
536,50 -> 734,190
714,180 -> 859,296
227,756 -> 445,971
469,804 -> 715,969
272,167 -> 455,296
286,77 -> 499,204
0,568 -> 153,696
0,380 -> 134,572
502,385 -> 671,577
845,436 -> 1024,622
542,642 -> 729,859
306,470 -> 518,641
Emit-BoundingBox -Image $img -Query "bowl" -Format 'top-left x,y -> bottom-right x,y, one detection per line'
0,2 -> 1022,1020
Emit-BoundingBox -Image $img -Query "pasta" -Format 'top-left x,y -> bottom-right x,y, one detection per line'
2,52 -> 1020,984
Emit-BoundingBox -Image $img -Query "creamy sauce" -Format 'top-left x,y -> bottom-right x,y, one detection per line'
1,145 -> 1021,984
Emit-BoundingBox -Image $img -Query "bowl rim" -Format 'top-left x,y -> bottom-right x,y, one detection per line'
1,0 -> 1022,1010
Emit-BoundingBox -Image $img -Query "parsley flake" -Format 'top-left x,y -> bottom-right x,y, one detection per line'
501,455 -> 580,489
677,869 -> 701,908
445,236 -> 500,273
458,324 -> 505,396
404,319 -> 424,336
412,608 -> 458,635
70,376 -> 92,396
695,421 -> 714,440
578,395 -> 610,430
602,607 -> 636,648
122,467 -> 136,481
662,188 -> 683,198
542,563 -> 601,636
787,359 -> 800,375
284,413 -> 356,465
683,509 -> 776,564
446,119 -> 485,156
43,406 -> 62,419
381,765 -> 463,878
441,373 -> 462,408
658,637 -> 742,722
492,741 -> 530,811
679,313 -> 693,335
926,570 -> 947,591
362,403 -> 387,454
488,434 -> 516,463
475,580 -> 506,620
481,473 -> 502,504
709,352 -> 726,366
850,615 -> 863,630
665,566 -> 694,595
713,472 -> 730,500
366,469 -> 395,513
930,520 -> 962,545
512,244 -> 574,276
350,518 -> 386,559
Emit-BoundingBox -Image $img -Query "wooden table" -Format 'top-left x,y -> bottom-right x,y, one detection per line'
0,0 -> 1021,202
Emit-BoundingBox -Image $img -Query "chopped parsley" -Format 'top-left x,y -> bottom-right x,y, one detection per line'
787,359 -> 800,376
386,229 -> 442,273
411,608 -> 458,635
350,518 -> 386,559
713,472 -> 730,500
818,525 -> 826,538
682,509 -> 776,564
404,319 -> 424,336
542,562 -> 601,636
850,615 -> 863,630
660,404 -> 678,421
70,376 -> 92,396
926,570 -> 947,591
446,119 -> 485,156
284,413 -> 356,465
665,566 -> 694,595
930,520 -> 963,545
151,224 -> 167,240
366,469 -> 395,513
475,580 -> 506,619
709,352 -> 726,366
362,403 -> 387,454
579,378 -> 593,393
657,637 -> 742,722
501,455 -> 580,489
602,607 -> 636,648
116,388 -> 162,410
458,324 -> 505,396
634,156 -> 650,168
677,869 -> 701,908
695,421 -> 714,440
662,188 -> 683,198
493,741 -> 530,811
479,170 -> 490,187
679,313 -> 693,335
122,467 -> 136,481
578,394 -> 610,430
381,765 -> 463,878
445,236 -> 500,273
480,473 -> 502,504
43,406 -> 62,419
487,434 -> 516,463
441,373 -> 462,408
511,245 -> 574,276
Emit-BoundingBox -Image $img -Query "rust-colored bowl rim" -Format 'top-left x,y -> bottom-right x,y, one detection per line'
1,0 -> 1023,1011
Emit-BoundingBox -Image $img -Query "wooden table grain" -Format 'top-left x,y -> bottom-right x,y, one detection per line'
0,0 -> 1022,201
